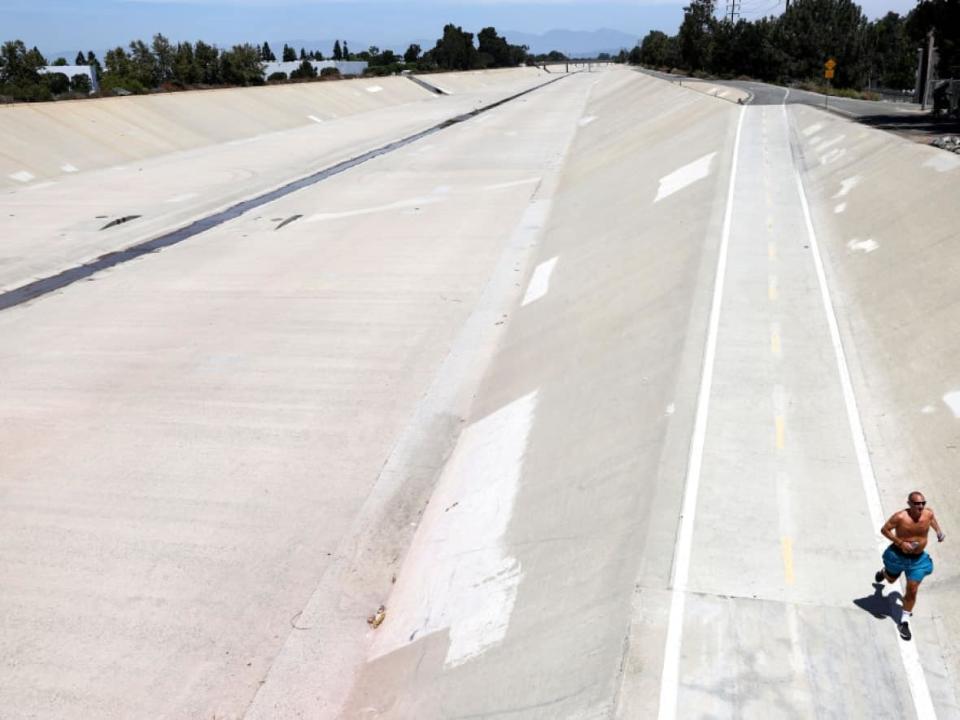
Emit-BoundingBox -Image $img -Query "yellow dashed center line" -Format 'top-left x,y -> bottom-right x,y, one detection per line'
768,276 -> 778,301
771,329 -> 781,356
781,537 -> 795,584
768,242 -> 776,260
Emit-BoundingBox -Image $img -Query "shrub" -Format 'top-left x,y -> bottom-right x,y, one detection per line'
267,71 -> 288,82
45,72 -> 70,95
319,67 -> 340,79
70,74 -> 92,93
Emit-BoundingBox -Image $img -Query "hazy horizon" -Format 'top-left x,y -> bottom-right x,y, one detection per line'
5,0 -> 919,58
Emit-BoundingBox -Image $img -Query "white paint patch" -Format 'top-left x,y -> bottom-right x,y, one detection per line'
802,122 -> 824,137
923,153 -> 960,173
9,171 -> 35,183
306,196 -> 441,222
817,134 -> 846,152
847,238 -> 879,254
834,203 -> 847,214
368,391 -> 538,667
820,148 -> 846,165
921,405 -> 936,415
944,392 -> 960,418
578,115 -> 598,127
655,152 -> 716,203
23,181 -> 57,192
665,403 -> 676,416
307,115 -> 324,123
60,164 -> 79,173
365,85 -> 383,93
164,192 -> 199,204
834,176 -> 861,199
521,256 -> 558,306
483,177 -> 541,192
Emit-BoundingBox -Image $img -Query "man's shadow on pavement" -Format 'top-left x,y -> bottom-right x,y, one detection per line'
854,583 -> 904,625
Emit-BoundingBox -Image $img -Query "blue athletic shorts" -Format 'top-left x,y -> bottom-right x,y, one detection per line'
882,544 -> 934,583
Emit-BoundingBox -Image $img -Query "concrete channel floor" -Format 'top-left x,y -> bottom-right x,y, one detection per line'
2,66 -> 959,719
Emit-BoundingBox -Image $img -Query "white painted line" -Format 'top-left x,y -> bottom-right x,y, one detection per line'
943,391 -> 960,418
789,103 -> 938,720
60,164 -> 79,173
921,405 -> 936,415
655,152 -> 717,203
657,105 -> 746,720
847,238 -> 879,254
306,196 -> 441,222
817,134 -> 846,152
819,148 -> 846,165
9,171 -> 34,183
484,177 -> 541,192
164,192 -> 199,204
368,391 -> 538,668
365,85 -> 383,93
834,202 -> 847,214
578,115 -> 598,127
307,115 -> 324,123
802,122 -> 824,137
521,256 -> 558,306
833,176 -> 861,198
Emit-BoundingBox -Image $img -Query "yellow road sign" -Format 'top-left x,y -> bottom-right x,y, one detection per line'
825,58 -> 837,70
824,68 -> 835,79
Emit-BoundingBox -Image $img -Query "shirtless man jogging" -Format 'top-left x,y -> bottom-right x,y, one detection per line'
875,491 -> 945,641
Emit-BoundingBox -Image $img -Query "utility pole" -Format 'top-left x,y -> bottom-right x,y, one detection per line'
725,0 -> 741,22
921,30 -> 936,111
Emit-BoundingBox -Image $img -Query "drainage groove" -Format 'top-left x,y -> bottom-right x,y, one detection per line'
0,73 -> 572,313
100,215 -> 142,230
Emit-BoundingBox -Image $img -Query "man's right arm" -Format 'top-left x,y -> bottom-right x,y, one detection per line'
881,512 -> 904,548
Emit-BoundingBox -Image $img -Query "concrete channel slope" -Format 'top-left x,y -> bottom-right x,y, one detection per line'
1,65 -> 959,719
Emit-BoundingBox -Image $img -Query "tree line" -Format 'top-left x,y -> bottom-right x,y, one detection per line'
629,0 -> 958,91
0,24 -> 544,102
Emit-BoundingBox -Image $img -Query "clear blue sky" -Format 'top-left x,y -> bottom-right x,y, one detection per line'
5,0 -> 919,57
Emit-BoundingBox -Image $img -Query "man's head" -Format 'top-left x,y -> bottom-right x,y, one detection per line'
908,491 -> 926,516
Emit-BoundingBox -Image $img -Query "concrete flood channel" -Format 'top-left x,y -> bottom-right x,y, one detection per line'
0,73 -> 569,312
2,66 -> 960,719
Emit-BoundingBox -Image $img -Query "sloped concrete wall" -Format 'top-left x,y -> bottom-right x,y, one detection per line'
790,103 -> 960,691
0,76 -> 431,189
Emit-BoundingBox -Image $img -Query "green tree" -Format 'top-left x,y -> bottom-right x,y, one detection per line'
86,51 -> 102,80
219,43 -> 264,85
404,43 -> 421,63
52,57 -> 68,66
431,23 -> 478,70
70,73 -> 92,92
289,58 -> 317,79
908,0 -> 960,78
172,41 -> 199,84
639,30 -> 676,66
333,40 -> 342,60
678,0 -> 717,72
866,12 -> 916,89
282,44 -> 296,62
261,41 -> 276,61
151,34 -> 174,83
75,51 -> 86,65
775,0 -> 870,86
194,41 -> 221,84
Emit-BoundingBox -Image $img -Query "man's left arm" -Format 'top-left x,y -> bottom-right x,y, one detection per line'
931,510 -> 946,542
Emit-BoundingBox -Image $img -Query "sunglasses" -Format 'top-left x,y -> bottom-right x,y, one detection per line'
909,501 -> 927,506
